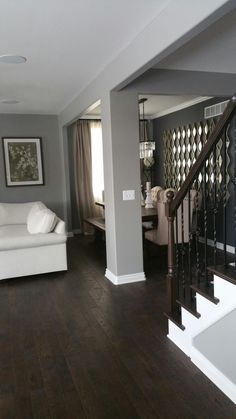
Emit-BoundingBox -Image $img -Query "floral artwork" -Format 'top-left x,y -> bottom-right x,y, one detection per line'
3,138 -> 44,186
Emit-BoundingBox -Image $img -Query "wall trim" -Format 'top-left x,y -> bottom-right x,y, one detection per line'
67,228 -> 82,237
105,269 -> 146,285
191,346 -> 236,404
150,96 -> 212,120
199,237 -> 235,254
73,228 -> 82,235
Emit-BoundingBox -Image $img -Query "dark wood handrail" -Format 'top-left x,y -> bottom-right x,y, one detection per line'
170,94 -> 236,214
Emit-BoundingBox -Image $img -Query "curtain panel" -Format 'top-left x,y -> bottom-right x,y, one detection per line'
73,120 -> 97,234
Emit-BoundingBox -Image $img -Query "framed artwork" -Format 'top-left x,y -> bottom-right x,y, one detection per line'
2,137 -> 44,186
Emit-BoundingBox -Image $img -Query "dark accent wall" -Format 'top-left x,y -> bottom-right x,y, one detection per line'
153,97 -> 229,186
152,97 -> 236,246
0,114 -> 64,218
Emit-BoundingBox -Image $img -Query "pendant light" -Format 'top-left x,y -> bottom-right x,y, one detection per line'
139,98 -> 155,166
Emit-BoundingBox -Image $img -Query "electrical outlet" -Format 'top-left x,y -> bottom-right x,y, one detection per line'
123,190 -> 135,200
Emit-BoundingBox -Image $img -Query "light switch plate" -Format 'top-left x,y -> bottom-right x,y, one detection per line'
123,190 -> 135,200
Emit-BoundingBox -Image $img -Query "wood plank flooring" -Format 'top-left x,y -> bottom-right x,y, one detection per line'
0,236 -> 235,418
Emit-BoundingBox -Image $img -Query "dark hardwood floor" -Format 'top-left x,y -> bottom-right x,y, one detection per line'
0,236 -> 235,419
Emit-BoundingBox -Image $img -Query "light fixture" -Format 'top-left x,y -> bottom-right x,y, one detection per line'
0,55 -> 27,64
0,99 -> 20,104
139,98 -> 155,167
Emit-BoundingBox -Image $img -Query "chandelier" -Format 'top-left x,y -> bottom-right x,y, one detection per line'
139,98 -> 155,167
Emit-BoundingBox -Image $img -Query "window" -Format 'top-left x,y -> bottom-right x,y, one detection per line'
90,121 -> 104,202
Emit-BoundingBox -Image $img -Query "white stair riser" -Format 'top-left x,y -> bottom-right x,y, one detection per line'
167,322 -> 191,356
167,274 -> 236,404
214,276 -> 236,302
182,303 -> 235,338
196,293 -> 219,314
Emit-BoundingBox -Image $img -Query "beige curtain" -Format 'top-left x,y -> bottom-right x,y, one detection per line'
73,120 -> 97,234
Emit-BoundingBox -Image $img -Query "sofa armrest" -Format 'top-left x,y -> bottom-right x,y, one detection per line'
54,218 -> 66,235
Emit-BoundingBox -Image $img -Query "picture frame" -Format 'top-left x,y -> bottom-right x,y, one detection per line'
2,137 -> 44,186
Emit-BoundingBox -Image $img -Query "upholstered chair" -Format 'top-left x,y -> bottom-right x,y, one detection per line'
142,186 -> 163,231
145,188 -> 197,246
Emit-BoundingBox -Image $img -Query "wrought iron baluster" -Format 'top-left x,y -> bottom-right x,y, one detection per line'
223,127 -> 227,267
181,201 -> 185,298
203,164 -> 208,283
188,189 -> 192,286
175,208 -> 179,296
195,185 -> 200,284
230,119 -> 236,269
213,145 -> 217,266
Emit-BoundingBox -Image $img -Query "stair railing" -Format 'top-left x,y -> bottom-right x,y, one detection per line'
165,94 -> 236,317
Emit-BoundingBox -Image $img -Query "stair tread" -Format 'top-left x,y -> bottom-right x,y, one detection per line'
176,294 -> 201,318
208,264 -> 236,286
191,281 -> 219,305
164,311 -> 185,331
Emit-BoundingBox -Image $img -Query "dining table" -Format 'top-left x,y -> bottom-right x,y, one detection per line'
95,201 -> 156,222
84,202 -> 156,240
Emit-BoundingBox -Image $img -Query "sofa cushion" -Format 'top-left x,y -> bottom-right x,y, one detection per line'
0,225 -> 66,251
27,206 -> 57,234
0,202 -> 42,226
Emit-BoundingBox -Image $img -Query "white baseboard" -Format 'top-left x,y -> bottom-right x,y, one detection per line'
167,333 -> 190,357
73,228 -> 82,235
191,347 -> 236,404
105,269 -> 146,285
68,229 -> 82,237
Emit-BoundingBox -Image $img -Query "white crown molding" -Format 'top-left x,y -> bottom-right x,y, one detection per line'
105,269 -> 146,285
149,96 -> 212,120
80,114 -> 101,120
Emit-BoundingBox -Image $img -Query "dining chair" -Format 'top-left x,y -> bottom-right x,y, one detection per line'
145,188 -> 197,246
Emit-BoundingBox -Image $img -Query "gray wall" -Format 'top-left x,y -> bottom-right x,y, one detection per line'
0,114 -> 64,218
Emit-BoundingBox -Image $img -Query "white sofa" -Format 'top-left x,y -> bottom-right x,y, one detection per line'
0,202 -> 67,280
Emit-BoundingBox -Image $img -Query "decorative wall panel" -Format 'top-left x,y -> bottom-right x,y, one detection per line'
163,118 -> 230,201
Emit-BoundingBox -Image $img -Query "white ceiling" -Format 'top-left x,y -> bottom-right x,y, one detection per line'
155,8 -> 236,74
82,6 -> 236,119
0,0 -> 170,115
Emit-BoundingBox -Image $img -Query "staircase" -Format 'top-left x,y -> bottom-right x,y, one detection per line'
164,95 -> 236,403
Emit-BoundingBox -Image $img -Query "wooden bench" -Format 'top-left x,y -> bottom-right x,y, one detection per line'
84,217 -> 106,239
83,217 -> 106,232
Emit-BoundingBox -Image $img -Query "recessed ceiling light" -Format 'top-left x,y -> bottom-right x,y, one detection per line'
0,55 -> 27,64
0,99 -> 20,104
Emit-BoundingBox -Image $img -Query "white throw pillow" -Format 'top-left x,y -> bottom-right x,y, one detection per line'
54,218 -> 66,235
27,207 -> 57,234
27,201 -> 46,224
